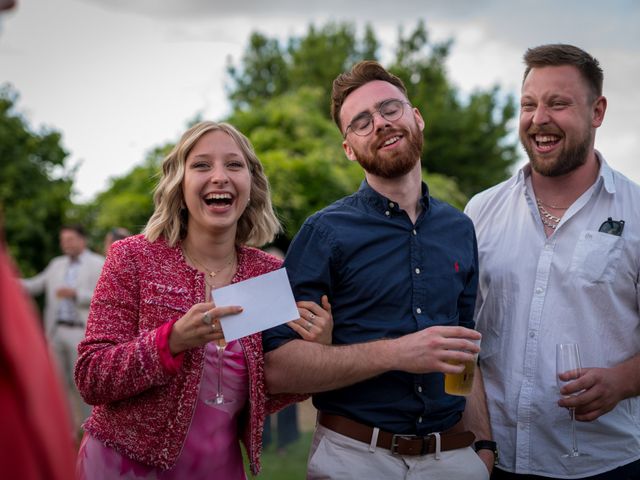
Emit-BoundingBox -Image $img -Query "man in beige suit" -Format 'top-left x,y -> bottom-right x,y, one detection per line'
22,224 -> 104,432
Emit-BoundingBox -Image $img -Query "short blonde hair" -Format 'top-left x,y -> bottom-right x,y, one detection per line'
143,121 -> 281,247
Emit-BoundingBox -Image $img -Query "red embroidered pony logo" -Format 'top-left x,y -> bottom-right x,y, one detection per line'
454,261 -> 459,272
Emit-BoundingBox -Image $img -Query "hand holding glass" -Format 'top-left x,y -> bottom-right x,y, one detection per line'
444,338 -> 481,396
556,343 -> 589,458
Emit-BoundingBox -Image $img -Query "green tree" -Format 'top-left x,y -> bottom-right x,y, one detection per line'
227,87 -> 468,244
389,21 -> 517,196
226,20 -> 518,198
226,32 -> 290,110
0,85 -> 74,276
227,22 -> 377,114
227,87 -> 363,240
78,144 -> 172,245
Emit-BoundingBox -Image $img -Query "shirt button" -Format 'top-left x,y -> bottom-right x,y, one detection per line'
389,202 -> 395,208
417,386 -> 423,393
535,287 -> 544,295
385,211 -> 390,216
415,268 -> 421,274
418,416 -> 423,423
412,229 -> 417,235
529,331 -> 535,338
416,307 -> 422,314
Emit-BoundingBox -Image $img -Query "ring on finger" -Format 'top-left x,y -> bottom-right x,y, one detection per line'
202,311 -> 212,326
309,313 -> 316,322
306,321 -> 313,330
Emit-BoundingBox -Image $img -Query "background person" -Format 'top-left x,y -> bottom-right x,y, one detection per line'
103,226 -> 131,255
264,61 -> 493,479
20,224 -> 104,432
75,121 -> 332,479
465,44 -> 640,479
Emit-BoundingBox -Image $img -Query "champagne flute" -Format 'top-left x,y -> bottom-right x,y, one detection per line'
556,343 -> 589,458
205,337 -> 234,406
214,338 -> 227,405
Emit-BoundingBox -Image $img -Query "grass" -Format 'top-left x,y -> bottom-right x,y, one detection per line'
246,431 -> 313,479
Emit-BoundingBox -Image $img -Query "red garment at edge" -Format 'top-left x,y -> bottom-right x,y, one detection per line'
0,245 -> 76,480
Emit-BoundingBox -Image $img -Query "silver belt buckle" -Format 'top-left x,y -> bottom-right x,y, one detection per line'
390,434 -> 418,455
392,433 -> 437,455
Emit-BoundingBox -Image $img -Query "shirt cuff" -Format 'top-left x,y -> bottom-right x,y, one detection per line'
156,318 -> 184,374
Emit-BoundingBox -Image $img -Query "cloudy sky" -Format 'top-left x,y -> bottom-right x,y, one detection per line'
1,0 -> 639,201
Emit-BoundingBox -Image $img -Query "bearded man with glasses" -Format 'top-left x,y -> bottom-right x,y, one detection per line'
264,61 -> 494,479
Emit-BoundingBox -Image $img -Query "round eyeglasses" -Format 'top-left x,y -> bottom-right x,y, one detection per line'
343,99 -> 411,138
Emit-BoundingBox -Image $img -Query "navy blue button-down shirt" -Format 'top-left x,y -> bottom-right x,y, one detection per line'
263,181 -> 478,435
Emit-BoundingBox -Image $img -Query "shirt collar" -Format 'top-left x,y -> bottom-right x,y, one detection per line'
357,179 -> 431,213
596,150 -> 616,194
68,249 -> 89,264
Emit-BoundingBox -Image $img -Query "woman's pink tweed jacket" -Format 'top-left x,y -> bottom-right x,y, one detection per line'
75,235 -> 298,474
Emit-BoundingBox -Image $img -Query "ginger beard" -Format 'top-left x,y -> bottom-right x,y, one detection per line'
521,123 -> 593,178
350,122 -> 424,179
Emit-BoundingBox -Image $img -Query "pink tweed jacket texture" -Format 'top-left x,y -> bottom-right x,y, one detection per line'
75,234 -> 296,474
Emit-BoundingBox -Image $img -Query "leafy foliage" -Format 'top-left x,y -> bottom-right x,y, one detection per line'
79,143 -> 172,244
227,20 -> 518,199
0,85 -> 74,275
228,87 -> 364,239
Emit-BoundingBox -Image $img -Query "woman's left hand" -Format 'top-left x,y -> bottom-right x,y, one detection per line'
288,295 -> 332,344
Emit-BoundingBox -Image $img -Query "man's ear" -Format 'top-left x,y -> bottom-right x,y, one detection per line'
342,140 -> 357,162
592,95 -> 607,128
413,107 -> 425,132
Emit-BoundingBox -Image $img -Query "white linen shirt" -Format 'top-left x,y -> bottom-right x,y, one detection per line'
465,154 -> 640,478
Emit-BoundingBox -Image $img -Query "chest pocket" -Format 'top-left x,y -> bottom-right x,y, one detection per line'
141,281 -> 191,329
568,230 -> 623,284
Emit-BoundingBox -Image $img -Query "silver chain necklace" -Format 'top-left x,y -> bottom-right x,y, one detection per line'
536,198 -> 562,230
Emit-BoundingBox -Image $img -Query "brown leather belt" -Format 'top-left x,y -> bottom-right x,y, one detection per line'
318,412 -> 475,456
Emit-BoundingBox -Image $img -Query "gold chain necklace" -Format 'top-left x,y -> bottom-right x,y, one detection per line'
536,198 -> 563,230
536,198 -> 570,210
183,248 -> 236,287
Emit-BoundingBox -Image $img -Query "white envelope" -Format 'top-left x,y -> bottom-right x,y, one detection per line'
211,268 -> 299,342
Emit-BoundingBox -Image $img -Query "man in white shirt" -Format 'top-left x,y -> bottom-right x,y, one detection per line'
465,44 -> 640,479
22,224 -> 104,432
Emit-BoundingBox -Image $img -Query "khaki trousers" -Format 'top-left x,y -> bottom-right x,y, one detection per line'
307,424 -> 490,480
50,325 -> 92,432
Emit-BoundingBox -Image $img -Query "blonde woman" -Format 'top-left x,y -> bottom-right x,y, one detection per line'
75,121 -> 331,479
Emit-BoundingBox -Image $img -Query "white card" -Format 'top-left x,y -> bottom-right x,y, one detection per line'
211,268 -> 299,342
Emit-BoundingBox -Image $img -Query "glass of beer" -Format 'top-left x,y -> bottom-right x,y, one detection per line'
444,338 -> 481,396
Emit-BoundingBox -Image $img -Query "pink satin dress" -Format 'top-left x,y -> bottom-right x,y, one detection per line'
77,341 -> 249,479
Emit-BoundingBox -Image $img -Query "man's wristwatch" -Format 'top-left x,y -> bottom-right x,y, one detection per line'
474,440 -> 499,466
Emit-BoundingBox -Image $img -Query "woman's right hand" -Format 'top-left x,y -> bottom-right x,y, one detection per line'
168,302 -> 242,355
